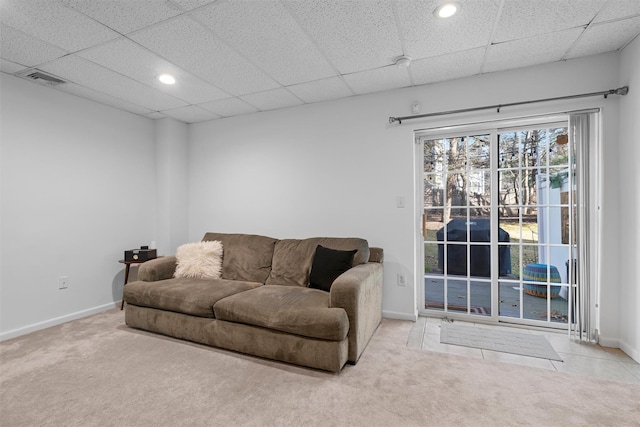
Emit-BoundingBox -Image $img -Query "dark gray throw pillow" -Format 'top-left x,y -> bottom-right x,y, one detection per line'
309,245 -> 357,292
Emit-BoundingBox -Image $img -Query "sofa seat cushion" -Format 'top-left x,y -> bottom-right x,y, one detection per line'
213,286 -> 349,341
124,278 -> 262,318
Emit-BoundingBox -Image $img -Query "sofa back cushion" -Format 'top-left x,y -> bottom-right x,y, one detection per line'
265,237 -> 369,287
202,233 -> 277,284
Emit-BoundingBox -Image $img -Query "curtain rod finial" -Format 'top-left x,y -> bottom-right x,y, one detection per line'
389,117 -> 401,124
616,86 -> 629,96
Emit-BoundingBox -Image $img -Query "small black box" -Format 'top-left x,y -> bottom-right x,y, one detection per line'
125,248 -> 157,262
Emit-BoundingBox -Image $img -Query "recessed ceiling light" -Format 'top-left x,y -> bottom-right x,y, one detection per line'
434,2 -> 459,18
158,73 -> 176,85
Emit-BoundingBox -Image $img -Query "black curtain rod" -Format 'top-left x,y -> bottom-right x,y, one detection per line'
388,86 -> 629,124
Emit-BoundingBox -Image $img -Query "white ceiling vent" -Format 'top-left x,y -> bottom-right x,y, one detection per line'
15,69 -> 67,87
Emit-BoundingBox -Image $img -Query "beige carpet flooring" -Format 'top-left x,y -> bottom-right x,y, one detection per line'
1,308 -> 639,427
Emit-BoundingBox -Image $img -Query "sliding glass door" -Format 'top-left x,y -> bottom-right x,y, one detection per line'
423,133 -> 493,317
496,125 -> 571,326
420,120 -> 573,329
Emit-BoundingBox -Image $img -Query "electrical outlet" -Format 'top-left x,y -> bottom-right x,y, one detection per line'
397,274 -> 406,287
59,276 -> 68,290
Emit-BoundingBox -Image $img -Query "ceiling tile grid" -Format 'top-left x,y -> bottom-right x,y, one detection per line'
193,0 -> 337,86
40,55 -> 189,112
411,48 -> 486,86
78,37 -> 230,105
594,0 -> 640,23
396,0 -> 498,60
343,66 -> 412,95
59,83 -> 155,116
568,16 -> 640,58
1,0 -> 639,124
129,15 -> 280,96
169,0 -> 218,12
483,28 -> 585,74
198,97 -> 260,118
0,0 -> 119,52
284,0 -> 403,74
494,0 -> 607,44
239,88 -> 304,111
60,0 -> 183,35
0,23 -> 68,68
144,111 -> 169,120
287,77 -> 354,103
160,105 -> 220,123
0,58 -> 26,74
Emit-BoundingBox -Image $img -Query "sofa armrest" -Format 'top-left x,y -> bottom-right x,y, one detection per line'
330,258 -> 383,363
369,247 -> 384,263
138,256 -> 177,282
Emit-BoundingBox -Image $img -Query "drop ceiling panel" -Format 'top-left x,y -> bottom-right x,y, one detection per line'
193,0 -> 336,86
240,88 -> 304,111
484,28 -> 584,73
412,48 -> 485,86
287,77 -> 353,103
0,24 -> 68,67
160,105 -> 220,123
396,0 -> 497,59
144,111 -> 168,120
342,66 -> 411,95
568,17 -> 640,58
285,0 -> 403,74
78,38 -> 230,104
199,97 -> 259,117
2,0 -> 639,125
595,0 -> 640,22
130,16 -> 279,95
59,83 -> 154,115
0,0 -> 119,52
169,0 -> 218,11
494,0 -> 606,43
1,58 -> 26,74
40,55 -> 188,111
60,0 -> 182,34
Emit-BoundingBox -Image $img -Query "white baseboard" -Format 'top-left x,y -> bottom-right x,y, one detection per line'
619,340 -> 640,364
598,335 -> 619,348
382,310 -> 418,322
0,301 -> 118,342
599,335 -> 639,363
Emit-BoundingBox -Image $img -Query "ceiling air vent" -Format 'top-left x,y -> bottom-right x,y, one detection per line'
15,69 -> 67,87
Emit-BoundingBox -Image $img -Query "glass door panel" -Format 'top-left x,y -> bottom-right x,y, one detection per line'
424,134 -> 492,318
425,277 -> 445,311
447,279 -> 468,313
422,123 -> 571,329
497,126 -> 570,327
470,281 -> 491,316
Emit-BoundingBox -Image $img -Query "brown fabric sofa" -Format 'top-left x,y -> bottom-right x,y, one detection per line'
123,232 -> 383,372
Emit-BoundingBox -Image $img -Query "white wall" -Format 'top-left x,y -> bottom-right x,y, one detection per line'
189,53 -> 624,330
154,118 -> 189,256
618,35 -> 640,362
1,49 -> 633,352
189,94 -> 417,319
0,74 -> 157,339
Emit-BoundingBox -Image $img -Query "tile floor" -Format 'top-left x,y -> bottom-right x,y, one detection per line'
407,316 -> 640,385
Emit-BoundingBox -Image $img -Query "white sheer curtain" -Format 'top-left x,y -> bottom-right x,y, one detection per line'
569,111 -> 600,343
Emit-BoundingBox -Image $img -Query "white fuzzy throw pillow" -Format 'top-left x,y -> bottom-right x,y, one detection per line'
174,241 -> 223,279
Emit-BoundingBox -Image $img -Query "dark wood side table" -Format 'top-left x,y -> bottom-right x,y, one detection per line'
119,259 -> 147,310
